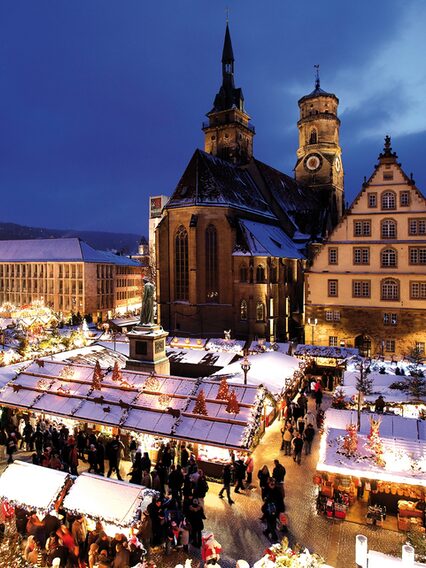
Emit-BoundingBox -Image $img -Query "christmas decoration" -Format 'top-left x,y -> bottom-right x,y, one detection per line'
240,387 -> 266,449
341,423 -> 358,456
193,389 -> 208,416
112,361 -> 122,382
57,384 -> 71,395
216,376 -> 230,400
253,538 -> 325,568
226,389 -> 240,414
0,517 -> 31,567
158,393 -> 172,408
92,360 -> 103,390
143,372 -> 160,392
60,365 -> 75,380
367,416 -> 386,467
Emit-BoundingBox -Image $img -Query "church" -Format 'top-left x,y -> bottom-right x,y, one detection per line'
156,24 -> 344,341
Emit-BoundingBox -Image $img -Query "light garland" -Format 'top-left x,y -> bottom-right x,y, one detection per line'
158,393 -> 172,409
143,373 -> 160,392
60,365 -> 75,379
239,387 -> 267,449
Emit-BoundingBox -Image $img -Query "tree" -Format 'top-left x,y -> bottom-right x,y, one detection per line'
92,360 -> 103,390
403,346 -> 426,399
342,423 -> 358,456
112,360 -> 122,382
216,377 -> 230,400
226,389 -> 240,414
193,390 -> 208,416
355,360 -> 373,431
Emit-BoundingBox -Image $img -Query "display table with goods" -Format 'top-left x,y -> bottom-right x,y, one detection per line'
316,409 -> 426,529
252,538 -> 333,568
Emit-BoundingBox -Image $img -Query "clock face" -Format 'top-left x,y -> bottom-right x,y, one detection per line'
304,153 -> 322,172
334,156 -> 341,172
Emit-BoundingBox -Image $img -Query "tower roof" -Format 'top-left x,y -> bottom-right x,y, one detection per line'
222,23 -> 234,63
298,70 -> 338,105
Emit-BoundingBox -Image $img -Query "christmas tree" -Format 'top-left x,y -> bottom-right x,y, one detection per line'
216,377 -> 230,400
92,360 -> 103,390
226,389 -> 240,414
367,417 -> 386,467
193,390 -> 208,416
112,360 -> 122,382
342,423 -> 358,456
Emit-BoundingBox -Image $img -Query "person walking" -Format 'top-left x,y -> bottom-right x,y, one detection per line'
107,435 -> 124,481
281,423 -> 293,456
292,432 -> 304,465
272,459 -> 286,498
6,432 -> 17,464
262,497 -> 279,543
314,382 -> 323,410
303,423 -> 315,455
234,457 -> 246,493
187,499 -> 206,548
257,465 -> 270,499
245,454 -> 254,486
218,464 -> 234,504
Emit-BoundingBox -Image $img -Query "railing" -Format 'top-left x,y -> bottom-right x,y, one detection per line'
202,120 -> 255,134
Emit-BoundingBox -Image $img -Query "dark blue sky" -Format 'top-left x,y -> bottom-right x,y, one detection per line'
1,1 -> 425,235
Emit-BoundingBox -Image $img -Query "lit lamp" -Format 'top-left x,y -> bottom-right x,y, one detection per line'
402,544 -> 415,567
240,354 -> 251,386
355,534 -> 368,568
307,317 -> 318,346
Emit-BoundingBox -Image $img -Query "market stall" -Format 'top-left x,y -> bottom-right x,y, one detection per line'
316,409 -> 426,530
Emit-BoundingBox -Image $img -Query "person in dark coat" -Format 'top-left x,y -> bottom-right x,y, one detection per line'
6,432 -> 17,464
218,464 -> 234,504
187,499 -> 205,548
374,395 -> 386,413
303,423 -> 315,455
147,497 -> 164,546
97,440 -> 105,476
272,459 -> 286,497
168,464 -> 184,505
262,497 -> 279,543
140,452 -> 151,473
314,387 -> 323,411
234,458 -> 246,493
257,465 -> 270,499
87,444 -> 98,474
292,432 -> 304,465
107,435 -> 123,481
128,451 -> 143,485
180,444 -> 189,468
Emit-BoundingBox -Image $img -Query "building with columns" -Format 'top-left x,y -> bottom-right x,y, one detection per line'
156,25 -> 344,340
305,137 -> 426,357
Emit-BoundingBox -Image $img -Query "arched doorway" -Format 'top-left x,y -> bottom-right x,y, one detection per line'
355,335 -> 371,357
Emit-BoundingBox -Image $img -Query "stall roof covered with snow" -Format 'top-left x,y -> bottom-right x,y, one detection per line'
0,359 -> 265,450
294,345 -> 359,359
0,461 -> 70,513
318,409 -> 426,486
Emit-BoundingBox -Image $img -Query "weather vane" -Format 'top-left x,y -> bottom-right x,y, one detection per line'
226,7 -> 229,24
314,64 -> 320,89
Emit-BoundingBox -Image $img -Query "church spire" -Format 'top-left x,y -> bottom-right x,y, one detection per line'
222,23 -> 234,71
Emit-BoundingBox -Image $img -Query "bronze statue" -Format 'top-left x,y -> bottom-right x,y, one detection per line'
140,277 -> 155,325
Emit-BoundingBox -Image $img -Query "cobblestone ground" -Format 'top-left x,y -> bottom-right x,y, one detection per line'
0,395 -> 406,567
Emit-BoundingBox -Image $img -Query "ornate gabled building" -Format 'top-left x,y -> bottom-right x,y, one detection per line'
156,24 -> 344,340
305,137 -> 426,357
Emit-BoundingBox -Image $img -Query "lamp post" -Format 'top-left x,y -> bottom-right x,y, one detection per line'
240,353 -> 251,386
307,317 -> 318,345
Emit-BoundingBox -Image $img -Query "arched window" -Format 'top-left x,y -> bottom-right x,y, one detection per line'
256,301 -> 265,322
309,129 -> 317,144
175,226 -> 188,301
381,219 -> 397,239
240,300 -> 248,321
240,264 -> 248,283
381,248 -> 397,268
256,265 -> 265,283
205,224 -> 218,302
381,278 -> 399,301
382,191 -> 396,210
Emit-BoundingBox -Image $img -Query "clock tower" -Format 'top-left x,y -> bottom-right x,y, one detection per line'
294,70 -> 344,227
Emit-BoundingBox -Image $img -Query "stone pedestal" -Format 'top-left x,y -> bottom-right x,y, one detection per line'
125,324 -> 170,375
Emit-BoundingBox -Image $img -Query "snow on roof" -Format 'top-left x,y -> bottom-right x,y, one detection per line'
295,345 -> 359,359
212,351 -> 300,395
167,348 -> 236,368
205,338 -> 246,354
237,219 -> 304,259
318,409 -> 426,486
167,336 -> 208,349
95,341 -> 130,358
0,238 -> 140,266
62,473 -> 154,528
0,461 -> 70,512
248,341 -> 290,355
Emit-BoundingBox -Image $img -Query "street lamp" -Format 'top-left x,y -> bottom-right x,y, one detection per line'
307,317 -> 318,345
240,353 -> 251,386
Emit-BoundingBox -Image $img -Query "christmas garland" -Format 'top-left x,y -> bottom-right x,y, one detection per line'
239,386 -> 266,449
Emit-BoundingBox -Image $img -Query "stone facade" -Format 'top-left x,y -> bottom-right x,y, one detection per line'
305,138 -> 426,357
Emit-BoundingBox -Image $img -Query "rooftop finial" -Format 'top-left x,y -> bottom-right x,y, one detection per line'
314,64 -> 320,90
226,6 -> 229,24
378,134 -> 398,160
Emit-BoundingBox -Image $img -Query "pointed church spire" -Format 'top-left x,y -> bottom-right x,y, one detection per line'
222,23 -> 234,66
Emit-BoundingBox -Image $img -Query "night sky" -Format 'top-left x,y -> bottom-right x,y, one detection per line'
0,1 -> 425,236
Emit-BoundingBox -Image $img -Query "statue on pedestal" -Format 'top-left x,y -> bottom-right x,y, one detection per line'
140,277 -> 155,325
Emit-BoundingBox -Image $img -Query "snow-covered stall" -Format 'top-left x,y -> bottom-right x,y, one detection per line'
316,409 -> 426,529
62,473 -> 155,537
295,345 -> 358,371
0,460 -> 71,515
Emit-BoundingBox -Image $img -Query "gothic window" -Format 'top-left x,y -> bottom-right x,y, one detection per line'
381,219 -> 397,239
240,300 -> 248,321
381,278 -> 399,301
381,191 -> 396,210
175,226 -> 189,301
381,248 -> 397,268
205,224 -> 218,302
256,265 -> 265,283
309,129 -> 317,144
256,301 -> 265,322
240,264 -> 248,283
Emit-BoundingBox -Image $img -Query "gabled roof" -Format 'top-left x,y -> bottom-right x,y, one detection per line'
0,237 -> 140,266
235,219 -> 304,259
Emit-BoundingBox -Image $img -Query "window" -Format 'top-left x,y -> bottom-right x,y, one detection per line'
328,279 -> 338,297
410,282 -> 426,299
381,248 -> 397,268
256,265 -> 265,283
325,310 -> 340,322
353,247 -> 369,265
383,313 -> 397,326
381,219 -> 397,239
175,225 -> 189,301
354,220 -> 371,237
382,191 -> 396,209
383,172 -> 394,181
416,342 -> 425,354
409,248 -> 426,265
329,336 -> 338,347
240,264 -> 248,282
309,129 -> 317,144
381,278 -> 399,301
368,193 -> 377,208
385,339 -> 396,352
256,301 -> 265,321
328,247 -> 338,265
408,219 -> 426,235
240,300 -> 248,321
205,224 -> 218,302
352,280 -> 371,298
400,191 -> 410,206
